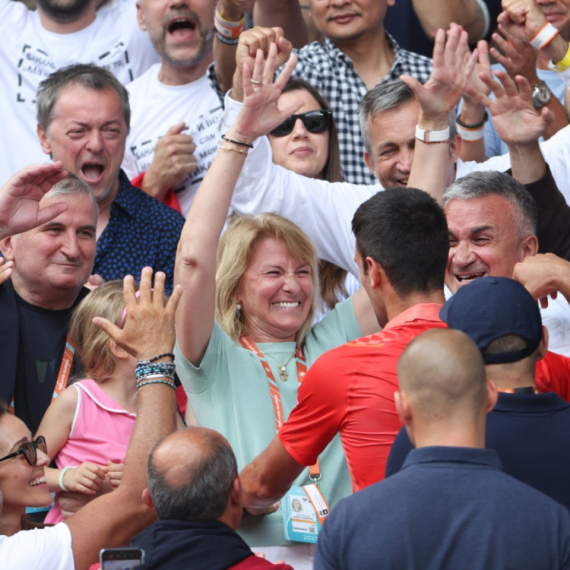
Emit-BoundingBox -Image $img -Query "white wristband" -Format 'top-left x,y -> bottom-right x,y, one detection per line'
415,125 -> 450,143
530,22 -> 559,51
457,124 -> 484,142
59,466 -> 74,492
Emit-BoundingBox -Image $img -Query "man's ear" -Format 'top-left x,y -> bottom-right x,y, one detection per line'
486,379 -> 498,413
136,2 -> 147,31
536,326 -> 549,361
229,476 -> 242,508
0,236 -> 17,262
37,124 -> 52,156
366,257 -> 386,291
142,488 -> 155,511
394,390 -> 412,425
449,134 -> 462,162
520,235 -> 539,259
364,151 -> 377,177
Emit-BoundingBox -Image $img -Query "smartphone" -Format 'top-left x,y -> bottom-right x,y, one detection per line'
100,547 -> 145,570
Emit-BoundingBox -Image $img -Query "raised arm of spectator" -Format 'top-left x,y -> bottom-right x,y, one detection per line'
213,0 -> 254,93
513,253 -> 570,307
403,24 -> 477,202
0,162 -> 68,240
490,24 -> 568,140
412,0 -> 489,44
500,0 -> 570,74
478,69 -> 570,259
175,45 -> 301,365
64,268 -> 182,570
458,40 -> 492,163
253,0 -> 308,48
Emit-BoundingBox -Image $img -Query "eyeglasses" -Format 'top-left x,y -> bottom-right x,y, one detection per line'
270,110 -> 333,137
0,436 -> 48,466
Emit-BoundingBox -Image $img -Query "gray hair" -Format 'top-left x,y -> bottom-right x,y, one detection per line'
47,173 -> 99,220
443,171 -> 538,239
358,80 -> 457,154
147,429 -> 238,522
37,63 -> 130,133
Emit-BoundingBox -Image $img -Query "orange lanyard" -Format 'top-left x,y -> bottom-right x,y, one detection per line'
239,335 -> 307,432
239,335 -> 321,480
10,332 -> 75,414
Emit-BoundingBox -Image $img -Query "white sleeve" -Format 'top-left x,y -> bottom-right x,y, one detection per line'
476,0 -> 491,37
220,93 -> 380,277
0,523 -> 74,570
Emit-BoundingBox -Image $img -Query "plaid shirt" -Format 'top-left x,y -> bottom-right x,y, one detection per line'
289,33 -> 432,185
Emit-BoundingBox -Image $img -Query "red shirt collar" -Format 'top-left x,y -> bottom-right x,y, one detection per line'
384,303 -> 444,331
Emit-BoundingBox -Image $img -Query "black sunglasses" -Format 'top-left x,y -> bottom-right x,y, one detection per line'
270,110 -> 333,137
0,436 -> 48,466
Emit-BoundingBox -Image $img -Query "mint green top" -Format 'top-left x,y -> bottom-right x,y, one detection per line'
175,297 -> 361,547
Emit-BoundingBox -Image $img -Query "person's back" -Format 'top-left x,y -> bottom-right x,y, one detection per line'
314,328 -> 570,570
316,445 -> 570,570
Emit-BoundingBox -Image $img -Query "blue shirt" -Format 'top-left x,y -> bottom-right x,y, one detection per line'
387,392 -> 570,510
315,446 -> 570,569
92,170 -> 185,293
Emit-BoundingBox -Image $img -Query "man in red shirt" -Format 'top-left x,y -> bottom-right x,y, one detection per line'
240,186 -> 449,511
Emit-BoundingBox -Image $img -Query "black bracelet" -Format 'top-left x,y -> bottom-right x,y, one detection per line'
456,111 -> 488,130
148,352 -> 175,363
215,31 -> 239,46
221,134 -> 253,149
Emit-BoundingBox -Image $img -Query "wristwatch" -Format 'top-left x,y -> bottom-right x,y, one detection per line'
532,81 -> 552,109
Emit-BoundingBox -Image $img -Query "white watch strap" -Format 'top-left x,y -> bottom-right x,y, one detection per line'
415,125 -> 450,143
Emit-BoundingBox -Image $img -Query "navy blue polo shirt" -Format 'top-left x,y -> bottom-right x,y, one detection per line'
386,392 -> 570,510
315,446 -> 570,569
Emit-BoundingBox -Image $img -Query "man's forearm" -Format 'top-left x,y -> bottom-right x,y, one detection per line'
508,140 -> 546,184
412,0 -> 487,43
253,0 -> 308,48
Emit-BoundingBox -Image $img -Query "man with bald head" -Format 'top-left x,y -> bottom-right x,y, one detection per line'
314,329 -> 570,570
131,427 -> 292,569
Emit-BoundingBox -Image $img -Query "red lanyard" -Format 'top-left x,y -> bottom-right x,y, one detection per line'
10,333 -> 75,414
239,335 -> 321,480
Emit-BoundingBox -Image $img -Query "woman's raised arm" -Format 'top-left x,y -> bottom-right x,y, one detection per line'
174,44 -> 301,364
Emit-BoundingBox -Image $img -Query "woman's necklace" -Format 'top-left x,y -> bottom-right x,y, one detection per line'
264,351 -> 296,381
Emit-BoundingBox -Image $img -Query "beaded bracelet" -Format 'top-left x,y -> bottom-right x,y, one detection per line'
222,134 -> 253,148
59,466 -> 74,492
136,353 -> 175,365
136,379 -> 177,390
456,111 -> 488,130
135,361 -> 176,382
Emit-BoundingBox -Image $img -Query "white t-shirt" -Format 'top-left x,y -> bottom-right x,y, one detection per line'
220,94 -> 570,357
0,0 -> 159,181
0,523 -> 74,569
123,65 -> 223,216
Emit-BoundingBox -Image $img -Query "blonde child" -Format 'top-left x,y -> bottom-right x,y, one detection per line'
37,281 -> 139,523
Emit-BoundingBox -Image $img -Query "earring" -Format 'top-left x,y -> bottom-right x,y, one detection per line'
236,303 -> 242,315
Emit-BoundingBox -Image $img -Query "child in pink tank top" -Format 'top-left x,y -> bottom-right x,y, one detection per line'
36,282 -> 138,524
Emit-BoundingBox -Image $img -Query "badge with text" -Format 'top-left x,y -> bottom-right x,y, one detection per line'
282,484 -> 330,543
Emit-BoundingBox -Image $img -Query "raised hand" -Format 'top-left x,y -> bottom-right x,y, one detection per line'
232,26 -> 293,103
93,267 -> 182,361
142,122 -> 197,201
491,25 -> 539,84
400,23 -> 478,123
0,162 -> 68,240
498,0 -> 548,43
476,69 -> 553,145
230,43 -> 302,143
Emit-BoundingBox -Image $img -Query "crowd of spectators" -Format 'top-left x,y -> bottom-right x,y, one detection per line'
3,0 -> 570,568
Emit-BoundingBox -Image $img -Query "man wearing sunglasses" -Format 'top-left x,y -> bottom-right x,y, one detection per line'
0,266 -> 182,570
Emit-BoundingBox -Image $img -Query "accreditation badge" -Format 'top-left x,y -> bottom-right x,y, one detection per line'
282,484 -> 330,543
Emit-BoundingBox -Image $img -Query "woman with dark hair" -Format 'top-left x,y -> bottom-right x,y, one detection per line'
267,78 -> 358,316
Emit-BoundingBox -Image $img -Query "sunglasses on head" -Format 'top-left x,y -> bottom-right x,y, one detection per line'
0,436 -> 47,466
270,110 -> 333,137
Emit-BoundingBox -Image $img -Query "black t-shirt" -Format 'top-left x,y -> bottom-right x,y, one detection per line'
14,294 -> 77,434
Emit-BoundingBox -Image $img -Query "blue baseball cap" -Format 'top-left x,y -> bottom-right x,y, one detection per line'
440,277 -> 542,364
